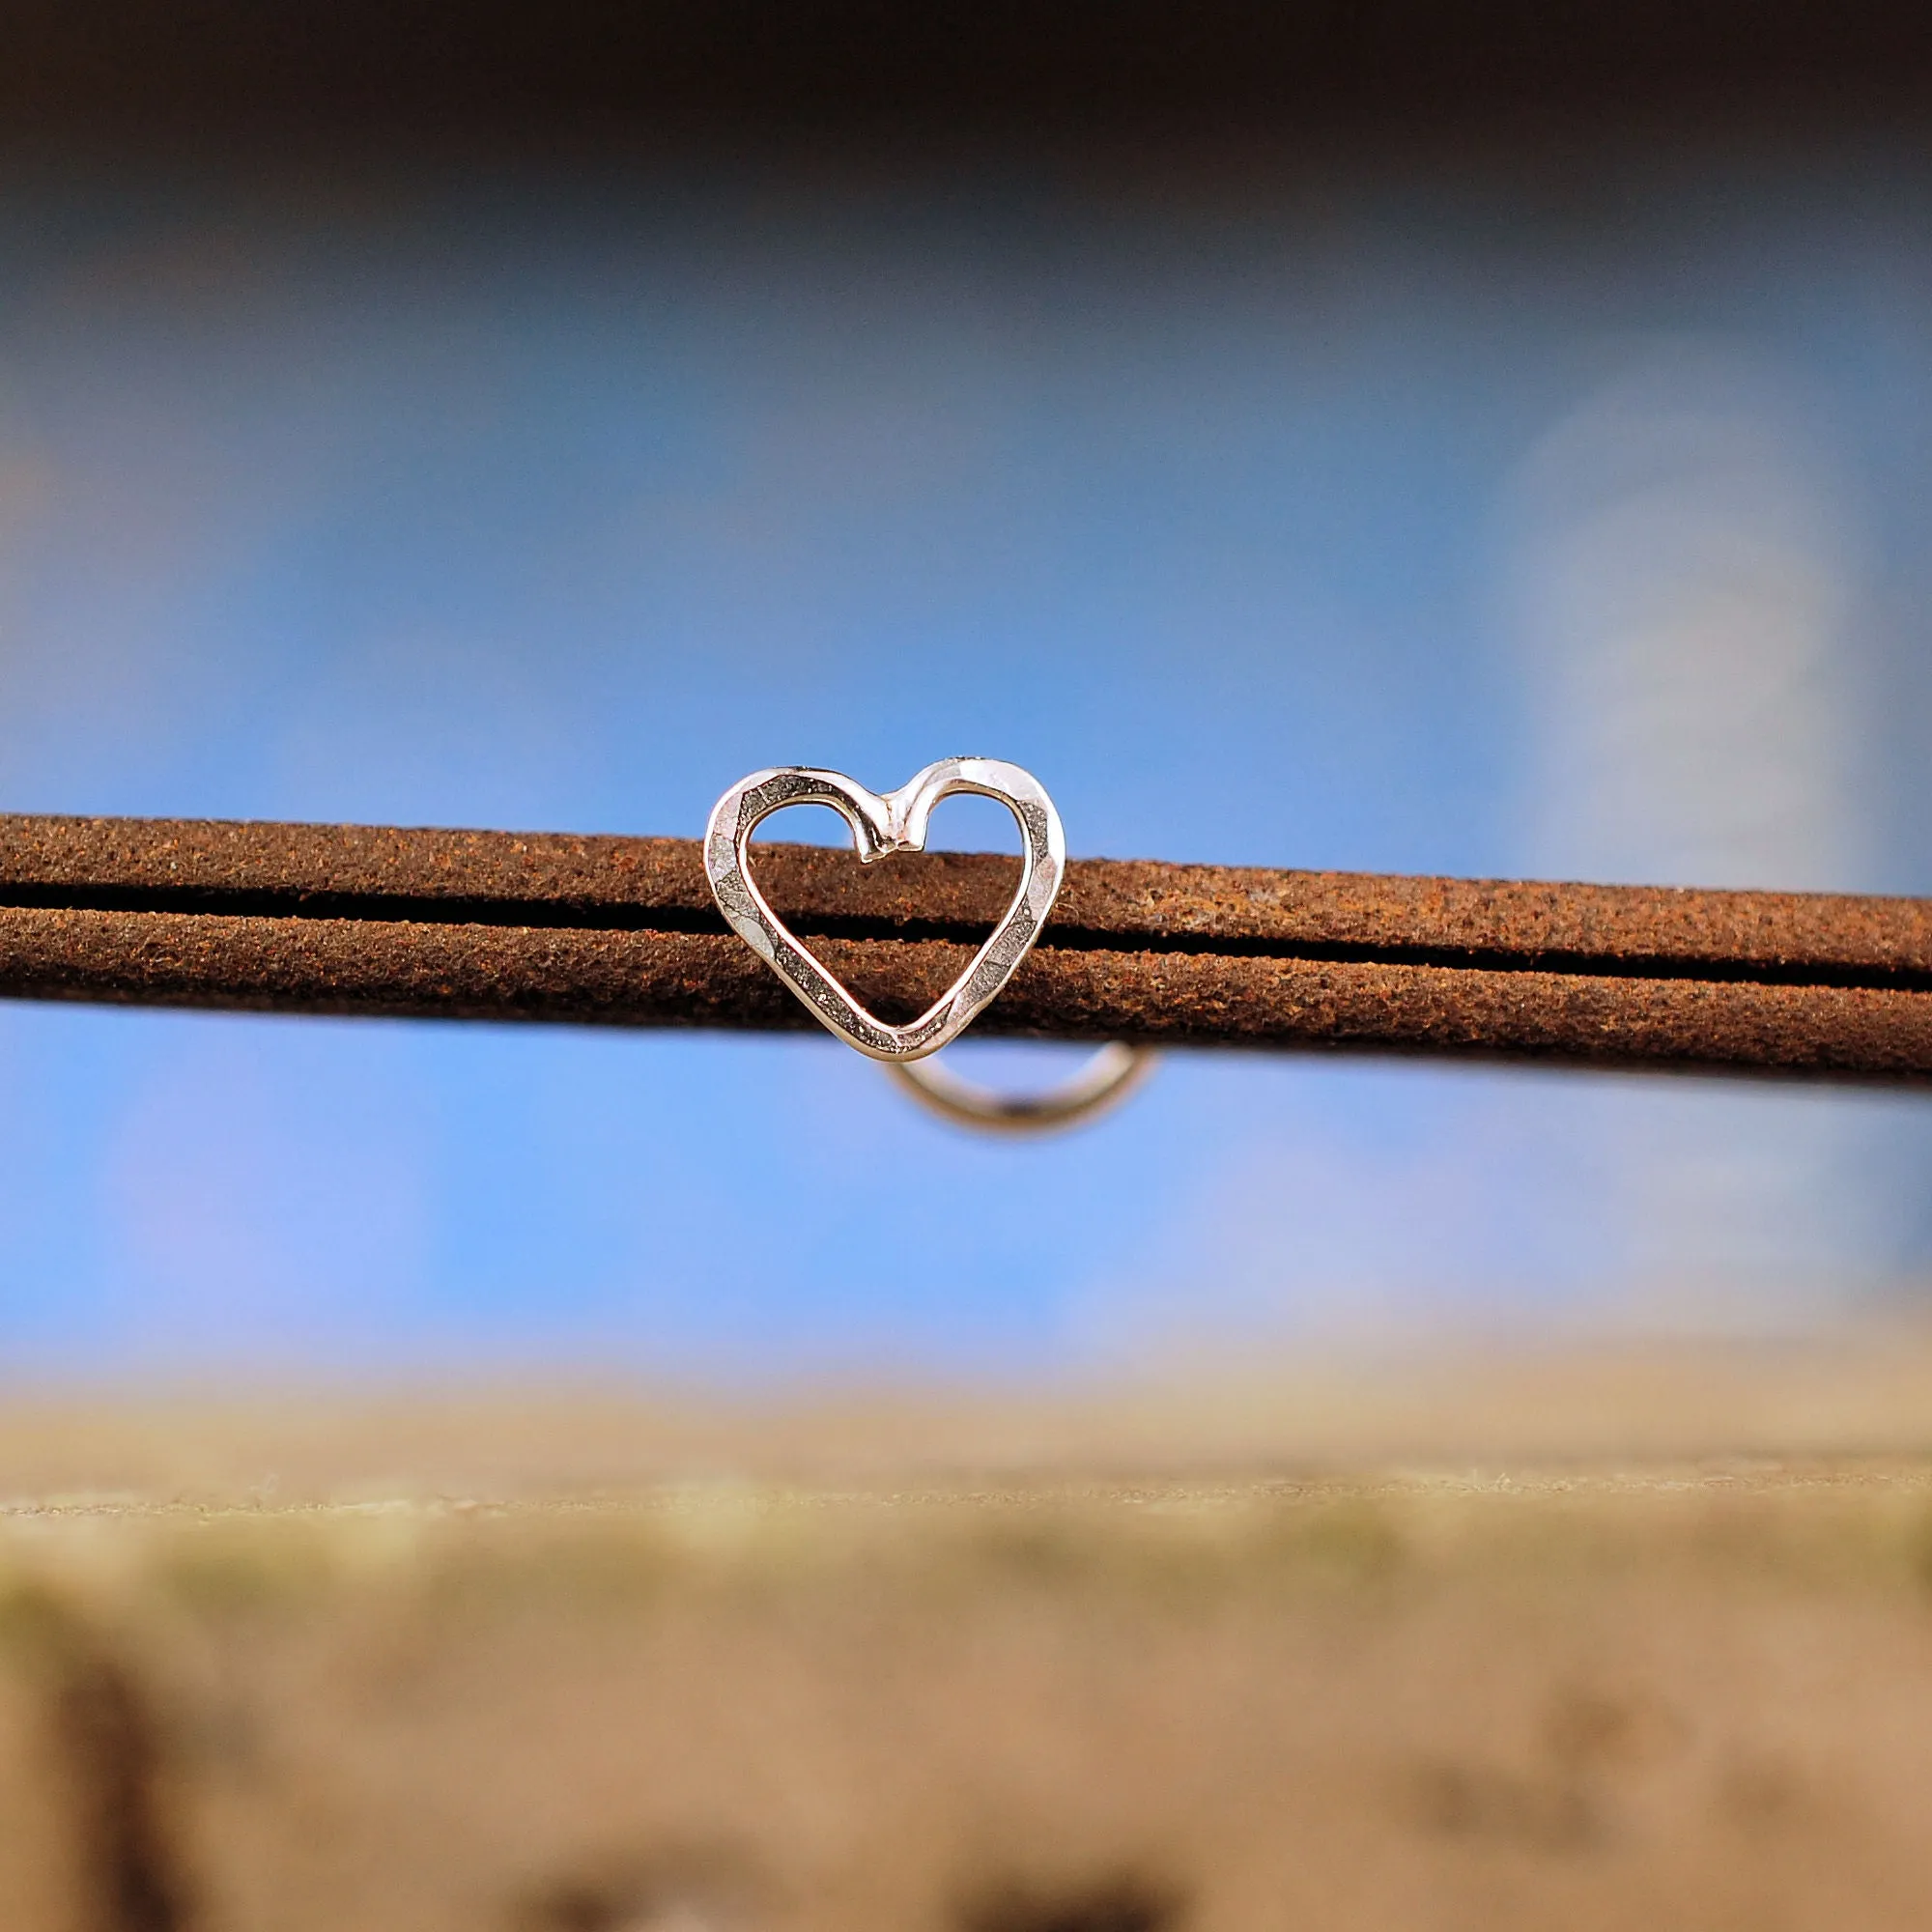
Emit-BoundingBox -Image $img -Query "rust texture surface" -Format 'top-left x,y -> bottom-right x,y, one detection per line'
3,811 -> 1932,1080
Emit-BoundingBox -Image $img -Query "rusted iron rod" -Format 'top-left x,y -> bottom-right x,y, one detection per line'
2,812 -> 1931,1082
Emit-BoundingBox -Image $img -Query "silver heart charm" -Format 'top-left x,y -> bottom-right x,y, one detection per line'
703,757 -> 1065,1062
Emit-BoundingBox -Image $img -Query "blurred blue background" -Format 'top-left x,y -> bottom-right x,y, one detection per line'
3,143 -> 1932,1378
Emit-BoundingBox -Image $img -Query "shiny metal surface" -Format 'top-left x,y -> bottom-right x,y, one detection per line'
888,1041 -> 1157,1132
704,756 -> 1065,1062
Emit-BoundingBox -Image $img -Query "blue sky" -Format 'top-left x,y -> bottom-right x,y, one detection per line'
2,146 -> 1931,1377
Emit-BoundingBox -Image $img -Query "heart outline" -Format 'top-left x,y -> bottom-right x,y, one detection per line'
703,757 -> 1065,1062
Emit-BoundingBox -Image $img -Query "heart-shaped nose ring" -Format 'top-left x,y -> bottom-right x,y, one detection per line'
703,757 -> 1152,1132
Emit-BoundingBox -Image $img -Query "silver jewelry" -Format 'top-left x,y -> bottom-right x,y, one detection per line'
705,756 -> 1062,1061
889,1041 -> 1155,1133
704,757 -> 1152,1129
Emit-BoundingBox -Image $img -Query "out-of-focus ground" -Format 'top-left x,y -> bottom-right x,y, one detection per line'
9,1323 -> 1932,1500
4,1335 -> 1932,1930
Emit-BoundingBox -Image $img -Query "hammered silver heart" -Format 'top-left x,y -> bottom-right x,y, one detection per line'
703,757 -> 1065,1062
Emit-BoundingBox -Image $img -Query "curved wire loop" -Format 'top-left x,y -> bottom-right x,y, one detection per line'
886,1042 -> 1155,1134
704,756 -> 1064,1062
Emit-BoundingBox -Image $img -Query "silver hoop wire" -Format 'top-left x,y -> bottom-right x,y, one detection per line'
706,760 -> 1155,1132
887,1042 -> 1155,1134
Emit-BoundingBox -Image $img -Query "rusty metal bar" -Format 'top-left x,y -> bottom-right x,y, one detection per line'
2,811 -> 1931,1081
